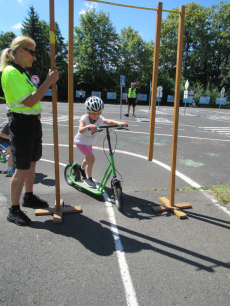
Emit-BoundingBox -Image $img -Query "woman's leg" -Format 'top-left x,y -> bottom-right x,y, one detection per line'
24,161 -> 36,193
10,169 -> 28,205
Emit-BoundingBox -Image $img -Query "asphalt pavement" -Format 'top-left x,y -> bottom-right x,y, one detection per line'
0,102 -> 230,306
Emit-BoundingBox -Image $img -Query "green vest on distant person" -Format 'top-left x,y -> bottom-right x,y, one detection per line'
128,88 -> 137,99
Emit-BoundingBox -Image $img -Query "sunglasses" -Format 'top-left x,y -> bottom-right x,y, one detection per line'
23,48 -> 36,57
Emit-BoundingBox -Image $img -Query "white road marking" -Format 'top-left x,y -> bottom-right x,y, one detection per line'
41,144 -> 230,305
41,156 -> 139,306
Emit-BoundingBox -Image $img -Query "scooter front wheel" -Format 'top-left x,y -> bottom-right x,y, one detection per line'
64,163 -> 80,186
114,184 -> 124,211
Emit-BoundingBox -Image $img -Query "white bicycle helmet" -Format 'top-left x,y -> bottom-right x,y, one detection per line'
85,96 -> 104,113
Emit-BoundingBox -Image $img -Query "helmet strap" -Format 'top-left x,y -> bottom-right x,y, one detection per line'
89,115 -> 96,124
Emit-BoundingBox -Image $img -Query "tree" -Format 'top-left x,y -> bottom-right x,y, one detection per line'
0,31 -> 16,51
21,6 -> 68,100
73,8 -> 120,98
54,22 -> 68,101
21,6 -> 50,85
117,26 -> 146,90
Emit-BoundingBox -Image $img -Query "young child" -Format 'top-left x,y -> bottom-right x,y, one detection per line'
0,110 -> 14,177
74,96 -> 127,188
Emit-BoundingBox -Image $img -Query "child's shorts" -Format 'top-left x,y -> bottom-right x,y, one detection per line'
76,144 -> 93,157
0,141 -> 11,150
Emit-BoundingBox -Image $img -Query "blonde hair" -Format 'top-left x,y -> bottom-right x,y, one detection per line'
0,36 -> 36,71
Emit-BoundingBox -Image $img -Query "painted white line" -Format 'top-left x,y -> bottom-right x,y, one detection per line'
41,144 -> 229,304
103,192 -> 139,306
116,130 -> 230,142
40,156 -> 139,306
43,144 -> 201,188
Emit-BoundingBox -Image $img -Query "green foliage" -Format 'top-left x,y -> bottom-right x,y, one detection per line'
0,31 -> 16,50
73,8 -> 119,99
21,7 -> 50,84
1,2 -> 230,103
20,6 -> 68,101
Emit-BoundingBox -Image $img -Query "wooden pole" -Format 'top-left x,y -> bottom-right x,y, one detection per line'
152,5 -> 192,218
68,0 -> 74,164
35,0 -> 82,222
148,2 -> 162,161
169,5 -> 185,207
49,0 -> 61,211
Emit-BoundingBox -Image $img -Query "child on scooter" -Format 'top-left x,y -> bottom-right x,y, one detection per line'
74,96 -> 127,188
0,110 -> 14,177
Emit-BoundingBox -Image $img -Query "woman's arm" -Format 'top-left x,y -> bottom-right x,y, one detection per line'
22,69 -> 59,108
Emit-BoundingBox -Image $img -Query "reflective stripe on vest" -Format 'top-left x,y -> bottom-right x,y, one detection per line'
128,88 -> 137,98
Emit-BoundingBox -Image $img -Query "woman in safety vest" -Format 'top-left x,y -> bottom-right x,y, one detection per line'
0,36 -> 59,226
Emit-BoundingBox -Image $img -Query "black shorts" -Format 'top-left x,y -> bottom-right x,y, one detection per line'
128,98 -> 136,107
9,112 -> 42,170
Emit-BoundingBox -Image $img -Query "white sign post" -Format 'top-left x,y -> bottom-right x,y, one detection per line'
184,79 -> 189,115
219,87 -> 225,111
120,76 -> 125,118
148,81 -> 152,114
157,86 -> 163,109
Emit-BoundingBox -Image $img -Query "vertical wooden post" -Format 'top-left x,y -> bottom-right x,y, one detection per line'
35,0 -> 82,222
148,2 -> 162,161
49,0 -> 61,211
68,0 -> 74,164
169,5 -> 185,207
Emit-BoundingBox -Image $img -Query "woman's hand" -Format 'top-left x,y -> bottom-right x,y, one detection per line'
47,69 -> 59,85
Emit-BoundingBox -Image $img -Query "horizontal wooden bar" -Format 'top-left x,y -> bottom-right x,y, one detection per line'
84,0 -> 203,17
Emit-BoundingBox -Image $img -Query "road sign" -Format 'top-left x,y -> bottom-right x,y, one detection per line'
189,89 -> 194,95
157,86 -> 163,92
199,96 -> 210,104
221,87 -> 225,98
183,96 -> 193,103
157,86 -> 163,98
167,95 -> 174,102
120,76 -> 125,87
185,79 -> 189,90
216,97 -> 226,105
31,75 -> 40,85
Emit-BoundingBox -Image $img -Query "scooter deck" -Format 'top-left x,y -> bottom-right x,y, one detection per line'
75,180 -> 104,195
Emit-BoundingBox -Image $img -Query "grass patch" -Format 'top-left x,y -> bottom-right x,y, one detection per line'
209,184 -> 230,205
176,184 -> 230,207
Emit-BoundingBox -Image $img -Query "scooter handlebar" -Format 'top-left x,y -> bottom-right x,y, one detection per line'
88,124 -> 129,132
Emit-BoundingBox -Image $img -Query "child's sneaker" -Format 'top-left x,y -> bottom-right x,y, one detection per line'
6,169 -> 15,177
84,177 -> 96,188
7,208 -> 31,226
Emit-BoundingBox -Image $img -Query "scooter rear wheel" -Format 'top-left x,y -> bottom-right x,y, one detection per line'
64,163 -> 80,186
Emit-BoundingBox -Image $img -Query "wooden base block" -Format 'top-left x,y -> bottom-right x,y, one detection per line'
34,199 -> 82,224
151,197 -> 192,219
